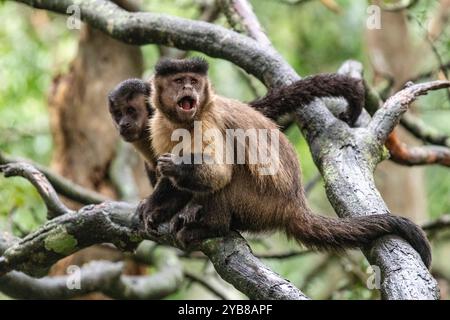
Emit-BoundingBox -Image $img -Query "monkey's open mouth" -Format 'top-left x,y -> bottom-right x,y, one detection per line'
177,96 -> 197,111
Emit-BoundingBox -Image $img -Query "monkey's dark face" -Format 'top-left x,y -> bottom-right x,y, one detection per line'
109,93 -> 150,142
155,73 -> 209,123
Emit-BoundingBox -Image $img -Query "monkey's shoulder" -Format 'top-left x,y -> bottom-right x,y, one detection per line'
214,95 -> 278,131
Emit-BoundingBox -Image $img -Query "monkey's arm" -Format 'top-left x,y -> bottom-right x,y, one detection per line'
144,162 -> 157,188
157,153 -> 232,193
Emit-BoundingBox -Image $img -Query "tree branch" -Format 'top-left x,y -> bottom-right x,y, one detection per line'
369,81 -> 450,145
362,79 -> 450,167
12,0 -> 298,88
401,113 -> 450,148
217,0 -> 272,47
422,214 -> 450,232
0,246 -> 183,299
109,141 -> 141,202
184,270 -> 229,300
0,150 -> 109,205
385,132 -> 450,167
0,162 -> 73,219
200,233 -> 309,299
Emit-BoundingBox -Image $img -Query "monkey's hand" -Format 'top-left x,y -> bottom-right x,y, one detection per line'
157,153 -> 221,193
157,153 -> 183,178
157,153 -> 201,192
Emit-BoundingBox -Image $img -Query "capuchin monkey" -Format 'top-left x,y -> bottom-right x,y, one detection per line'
134,57 -> 431,268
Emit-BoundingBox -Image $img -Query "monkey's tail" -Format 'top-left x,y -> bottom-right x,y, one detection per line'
249,73 -> 365,125
286,211 -> 431,268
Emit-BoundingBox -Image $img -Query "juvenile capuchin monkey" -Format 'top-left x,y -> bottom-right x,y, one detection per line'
134,57 -> 431,268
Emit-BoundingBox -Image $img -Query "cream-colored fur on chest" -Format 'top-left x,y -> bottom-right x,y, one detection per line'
149,106 -> 223,159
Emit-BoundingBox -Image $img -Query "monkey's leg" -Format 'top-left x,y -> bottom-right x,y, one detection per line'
138,177 -> 193,230
171,196 -> 232,249
157,153 -> 232,193
169,203 -> 203,234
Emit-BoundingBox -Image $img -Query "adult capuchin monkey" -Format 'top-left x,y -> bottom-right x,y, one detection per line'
110,59 -> 431,268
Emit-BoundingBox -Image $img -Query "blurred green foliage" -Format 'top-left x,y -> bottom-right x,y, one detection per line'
0,0 -> 448,300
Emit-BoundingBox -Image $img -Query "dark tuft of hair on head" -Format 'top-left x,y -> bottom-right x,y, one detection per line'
155,57 -> 209,77
108,78 -> 151,104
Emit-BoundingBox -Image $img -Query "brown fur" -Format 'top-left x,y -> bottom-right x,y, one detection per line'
142,58 -> 431,268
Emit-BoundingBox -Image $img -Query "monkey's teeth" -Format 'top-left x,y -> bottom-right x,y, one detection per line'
179,98 -> 195,110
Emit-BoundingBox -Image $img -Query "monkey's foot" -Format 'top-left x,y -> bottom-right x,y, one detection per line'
169,204 -> 203,234
175,227 -> 206,250
137,199 -> 172,231
174,224 -> 225,250
172,222 -> 223,251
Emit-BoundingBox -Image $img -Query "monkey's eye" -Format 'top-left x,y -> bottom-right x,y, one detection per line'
126,107 -> 136,115
191,79 -> 198,85
113,111 -> 122,120
174,78 -> 183,84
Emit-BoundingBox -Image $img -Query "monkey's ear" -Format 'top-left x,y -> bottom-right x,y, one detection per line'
107,95 -> 114,108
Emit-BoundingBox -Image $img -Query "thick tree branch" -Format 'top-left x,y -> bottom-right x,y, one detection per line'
297,81 -> 448,298
200,233 -> 309,299
12,0 -> 298,87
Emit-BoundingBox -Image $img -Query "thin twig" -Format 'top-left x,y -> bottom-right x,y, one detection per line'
184,270 -> 229,300
422,214 -> 450,232
400,113 -> 450,148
